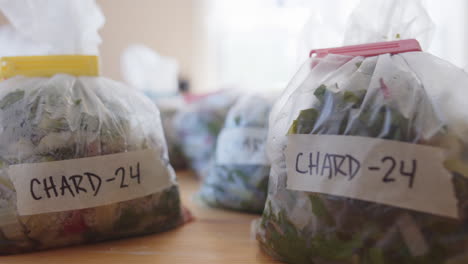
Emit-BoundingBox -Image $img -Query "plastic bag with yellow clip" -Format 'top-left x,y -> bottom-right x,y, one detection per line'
0,0 -> 188,254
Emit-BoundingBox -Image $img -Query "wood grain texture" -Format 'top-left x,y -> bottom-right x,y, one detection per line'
0,171 -> 280,264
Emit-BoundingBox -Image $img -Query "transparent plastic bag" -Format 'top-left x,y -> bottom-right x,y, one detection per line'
343,0 -> 434,49
121,44 -> 179,99
199,94 -> 272,213
120,45 -> 186,169
0,76 -> 186,253
257,0 -> 468,263
0,0 -> 104,55
158,97 -> 188,170
0,0 -> 187,254
173,91 -> 237,178
0,25 -> 50,57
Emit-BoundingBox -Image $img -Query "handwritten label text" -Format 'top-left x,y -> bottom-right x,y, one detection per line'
286,134 -> 458,218
9,149 -> 172,216
216,127 -> 269,165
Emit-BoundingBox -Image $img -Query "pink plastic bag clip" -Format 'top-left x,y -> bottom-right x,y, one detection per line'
309,39 -> 422,58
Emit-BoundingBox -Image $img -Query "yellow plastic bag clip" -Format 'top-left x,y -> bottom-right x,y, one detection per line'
0,55 -> 99,79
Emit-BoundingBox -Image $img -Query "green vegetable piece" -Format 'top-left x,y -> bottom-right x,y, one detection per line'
343,90 -> 366,107
452,173 -> 468,204
314,84 -> 327,101
39,117 -> 69,131
233,169 -> 250,184
268,210 -> 312,264
312,233 -> 363,260
0,90 -> 25,110
80,113 -> 100,132
288,120 -> 298,134
152,186 -> 182,218
292,108 -> 319,134
206,120 -> 222,135
309,195 -> 335,226
114,208 -> 141,231
234,115 -> 241,126
297,108 -> 319,122
256,175 -> 269,192
366,248 -> 386,264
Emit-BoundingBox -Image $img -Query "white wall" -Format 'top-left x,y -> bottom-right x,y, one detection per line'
423,0 -> 468,68
97,0 -> 198,84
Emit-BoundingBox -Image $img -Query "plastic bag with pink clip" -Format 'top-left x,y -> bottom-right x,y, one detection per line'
257,0 -> 468,263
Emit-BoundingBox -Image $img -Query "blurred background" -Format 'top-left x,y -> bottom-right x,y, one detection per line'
1,0 -> 467,93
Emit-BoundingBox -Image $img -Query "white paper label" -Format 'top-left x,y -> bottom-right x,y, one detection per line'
286,134 -> 459,218
9,149 -> 172,216
216,127 -> 269,165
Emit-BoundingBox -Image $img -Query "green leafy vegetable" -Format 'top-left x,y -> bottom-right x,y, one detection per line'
0,90 -> 24,110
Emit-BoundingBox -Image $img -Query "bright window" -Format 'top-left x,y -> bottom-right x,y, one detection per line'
201,0 -> 468,92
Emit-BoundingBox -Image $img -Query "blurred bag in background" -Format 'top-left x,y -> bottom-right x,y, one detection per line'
199,94 -> 273,213
173,91 -> 237,178
121,44 -> 188,169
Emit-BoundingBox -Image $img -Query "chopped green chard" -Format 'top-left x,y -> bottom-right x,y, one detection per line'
257,53 -> 468,263
0,90 -> 24,110
0,75 -> 186,254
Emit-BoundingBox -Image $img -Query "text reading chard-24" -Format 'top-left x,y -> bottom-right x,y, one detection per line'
29,163 -> 141,200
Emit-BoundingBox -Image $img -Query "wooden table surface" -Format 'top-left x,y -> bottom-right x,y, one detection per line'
0,170 -> 280,264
